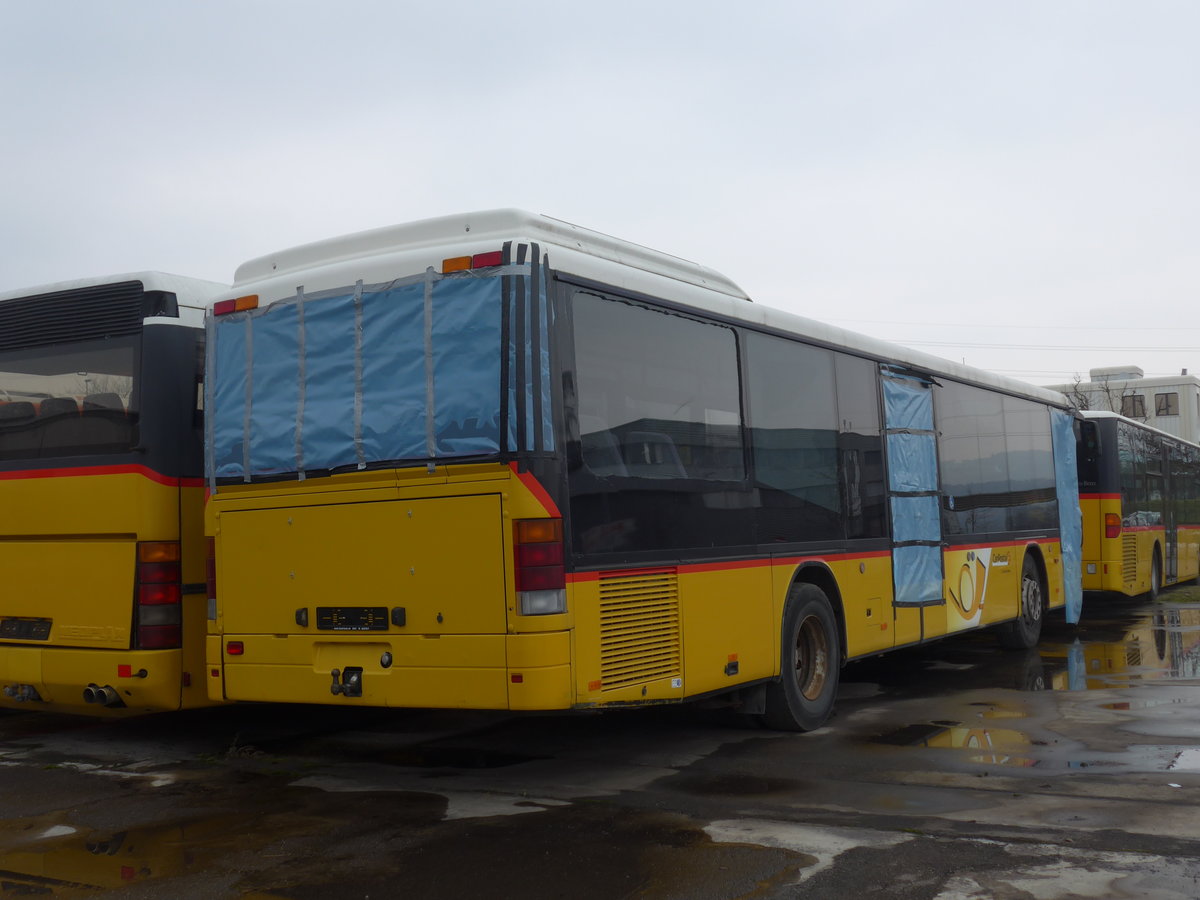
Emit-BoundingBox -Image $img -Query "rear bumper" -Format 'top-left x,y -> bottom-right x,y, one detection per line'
212,631 -> 572,711
0,645 -> 188,715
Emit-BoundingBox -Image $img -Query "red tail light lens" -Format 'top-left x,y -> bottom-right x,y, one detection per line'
514,518 -> 565,614
206,538 -> 217,601
135,541 -> 182,649
1105,513 -> 1121,539
138,583 -> 182,605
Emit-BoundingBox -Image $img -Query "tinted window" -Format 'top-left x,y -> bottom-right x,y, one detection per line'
568,292 -> 750,557
744,334 -> 885,543
0,337 -> 138,460
937,382 -> 1057,534
835,354 -> 885,539
746,332 -> 838,533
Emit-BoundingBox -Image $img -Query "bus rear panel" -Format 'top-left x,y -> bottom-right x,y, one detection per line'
0,274 -> 223,715
1077,411 -> 1200,597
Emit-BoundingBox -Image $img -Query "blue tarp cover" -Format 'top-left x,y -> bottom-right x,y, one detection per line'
883,372 -> 943,606
890,495 -> 941,544
892,545 -> 944,607
1051,408 -> 1083,623
208,264 -> 552,482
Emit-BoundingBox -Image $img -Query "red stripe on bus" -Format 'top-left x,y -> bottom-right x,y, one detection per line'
1079,493 -> 1120,500
567,550 -> 892,582
0,464 -> 198,488
508,462 -> 562,518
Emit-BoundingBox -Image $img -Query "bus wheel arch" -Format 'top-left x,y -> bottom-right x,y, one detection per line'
1149,544 -> 1163,601
998,545 -> 1046,650
762,566 -> 844,732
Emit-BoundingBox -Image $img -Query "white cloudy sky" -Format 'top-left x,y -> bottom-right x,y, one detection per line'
1,1 -> 1196,386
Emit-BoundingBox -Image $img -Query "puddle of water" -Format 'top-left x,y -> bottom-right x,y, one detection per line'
872,723 -> 1042,768
845,600 -> 1200,700
1168,749 -> 1200,772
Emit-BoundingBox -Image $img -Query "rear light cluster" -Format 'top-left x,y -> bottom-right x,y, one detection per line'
213,294 -> 259,316
514,519 -> 566,616
442,250 -> 503,273
1105,513 -> 1121,539
205,537 -> 217,609
135,541 -> 182,649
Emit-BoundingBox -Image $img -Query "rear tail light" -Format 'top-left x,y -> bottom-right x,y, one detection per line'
1105,513 -> 1121,539
514,519 -> 565,616
213,294 -> 259,316
135,541 -> 181,649
206,537 -> 217,618
442,249 -> 505,273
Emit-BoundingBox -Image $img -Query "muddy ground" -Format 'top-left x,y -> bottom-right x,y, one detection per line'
4,591 -> 1200,898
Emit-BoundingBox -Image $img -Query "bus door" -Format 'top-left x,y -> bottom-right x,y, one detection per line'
880,369 -> 944,643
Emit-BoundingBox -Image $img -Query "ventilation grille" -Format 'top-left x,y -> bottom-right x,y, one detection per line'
1122,535 -> 1137,583
0,281 -> 145,351
599,569 -> 680,691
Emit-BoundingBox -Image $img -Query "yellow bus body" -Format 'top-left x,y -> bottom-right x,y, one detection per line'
0,468 -> 213,715
1079,494 -> 1200,595
208,462 -> 1065,711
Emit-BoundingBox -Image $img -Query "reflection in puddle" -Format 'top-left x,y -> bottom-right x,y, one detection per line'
1039,604 -> 1200,692
873,723 -> 1040,768
0,816 -> 243,896
850,601 -> 1200,698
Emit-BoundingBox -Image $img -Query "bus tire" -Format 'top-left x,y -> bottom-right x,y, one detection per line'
999,555 -> 1044,650
762,584 -> 839,732
1149,549 -> 1162,601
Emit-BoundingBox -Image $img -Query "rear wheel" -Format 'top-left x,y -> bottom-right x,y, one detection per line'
1149,550 -> 1162,601
999,555 -> 1044,650
763,584 -> 840,731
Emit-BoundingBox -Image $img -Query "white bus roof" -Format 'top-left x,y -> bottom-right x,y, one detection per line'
1078,409 -> 1200,446
225,209 -> 1068,409
0,271 -> 226,310
234,209 -> 748,301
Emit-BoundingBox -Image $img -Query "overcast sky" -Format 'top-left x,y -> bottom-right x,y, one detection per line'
2,1 -> 1196,386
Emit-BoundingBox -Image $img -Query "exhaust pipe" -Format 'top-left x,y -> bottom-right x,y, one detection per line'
82,684 -> 124,707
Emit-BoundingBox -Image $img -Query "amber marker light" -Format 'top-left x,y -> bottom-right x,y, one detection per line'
213,294 -> 260,315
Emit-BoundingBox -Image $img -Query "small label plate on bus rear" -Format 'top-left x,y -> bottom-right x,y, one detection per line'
315,607 -> 389,632
0,617 -> 52,641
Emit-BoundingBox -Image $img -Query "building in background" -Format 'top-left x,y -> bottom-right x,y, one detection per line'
1045,366 -> 1200,444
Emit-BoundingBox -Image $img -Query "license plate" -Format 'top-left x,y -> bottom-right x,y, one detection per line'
0,617 -> 52,641
315,607 -> 389,632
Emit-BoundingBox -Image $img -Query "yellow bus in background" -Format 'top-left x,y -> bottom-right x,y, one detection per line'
0,273 -> 226,714
1076,410 -> 1200,598
204,210 -> 1082,730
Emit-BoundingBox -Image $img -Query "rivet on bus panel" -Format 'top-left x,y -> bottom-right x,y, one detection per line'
859,562 -> 866,574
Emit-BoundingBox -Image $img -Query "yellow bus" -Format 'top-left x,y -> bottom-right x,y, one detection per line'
1076,410 -> 1200,598
204,210 -> 1082,730
0,272 -> 225,715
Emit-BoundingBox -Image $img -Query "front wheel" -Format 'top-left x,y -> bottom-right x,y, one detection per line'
762,584 -> 840,731
999,555 -> 1044,650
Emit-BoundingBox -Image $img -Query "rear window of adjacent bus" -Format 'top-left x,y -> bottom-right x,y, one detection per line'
0,337 -> 138,460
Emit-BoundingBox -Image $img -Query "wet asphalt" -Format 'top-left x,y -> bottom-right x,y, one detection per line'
4,591 -> 1200,898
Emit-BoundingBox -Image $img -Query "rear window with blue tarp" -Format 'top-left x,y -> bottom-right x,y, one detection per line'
207,261 -> 553,484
